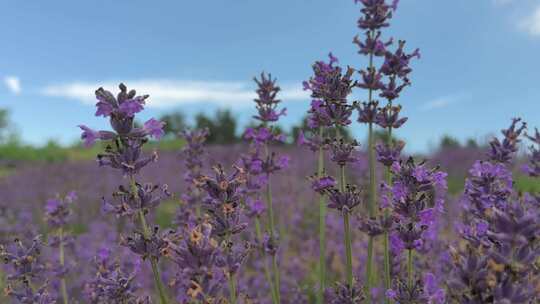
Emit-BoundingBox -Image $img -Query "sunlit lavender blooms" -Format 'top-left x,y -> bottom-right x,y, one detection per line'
0,1 -> 539,304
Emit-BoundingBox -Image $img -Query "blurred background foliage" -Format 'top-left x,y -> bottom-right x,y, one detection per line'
0,106 -> 537,195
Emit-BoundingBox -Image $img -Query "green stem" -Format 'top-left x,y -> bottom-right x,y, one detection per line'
264,143 -> 280,303
339,165 -> 354,288
272,255 -> 281,303
365,122 -> 377,300
317,127 -> 327,304
225,232 -> 237,304
343,211 -> 353,288
407,249 -> 414,288
228,273 -> 237,304
131,178 -> 169,304
383,126 -> 393,304
59,228 -> 68,304
365,29 -> 377,302
255,217 -> 278,304
382,230 -> 391,301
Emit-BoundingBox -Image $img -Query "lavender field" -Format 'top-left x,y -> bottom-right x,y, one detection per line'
0,1 -> 539,303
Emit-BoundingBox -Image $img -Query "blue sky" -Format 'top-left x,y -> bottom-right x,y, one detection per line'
0,0 -> 539,152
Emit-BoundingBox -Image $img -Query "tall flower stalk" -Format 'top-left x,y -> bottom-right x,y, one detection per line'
245,72 -> 289,303
298,97 -> 334,303
196,164 -> 250,304
303,53 -> 361,302
177,127 -> 209,223
353,0 -> 419,300
79,83 -> 170,304
44,191 -> 77,304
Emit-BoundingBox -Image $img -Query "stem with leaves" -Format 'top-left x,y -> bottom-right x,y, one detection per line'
130,178 -> 169,304
59,227 -> 68,304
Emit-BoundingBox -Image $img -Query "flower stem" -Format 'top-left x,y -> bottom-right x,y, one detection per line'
59,227 -> 69,304
264,143 -> 280,303
255,217 -> 278,304
383,125 -> 393,304
131,178 -> 169,304
343,211 -> 354,288
272,255 -> 281,302
317,127 -> 327,304
225,232 -> 237,304
365,28 -> 377,301
407,249 -> 414,288
339,165 -> 354,289
228,273 -> 237,304
365,122 -> 377,300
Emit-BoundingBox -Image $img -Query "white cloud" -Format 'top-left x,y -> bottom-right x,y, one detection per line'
4,76 -> 21,95
41,79 -> 309,108
419,94 -> 466,111
519,5 -> 540,36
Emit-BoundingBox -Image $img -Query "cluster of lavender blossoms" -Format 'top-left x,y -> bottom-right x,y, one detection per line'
240,72 -> 289,304
175,127 -> 209,226
79,83 -> 169,304
446,119 -> 539,303
1,1 -> 539,304
301,51 -> 363,303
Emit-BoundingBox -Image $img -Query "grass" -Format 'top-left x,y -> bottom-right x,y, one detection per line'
0,138 -> 185,163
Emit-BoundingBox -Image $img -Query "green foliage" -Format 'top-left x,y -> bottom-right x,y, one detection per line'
440,135 -> 461,149
195,109 -> 238,144
160,112 -> 187,137
0,139 -> 69,163
465,138 -> 479,149
372,129 -> 399,145
290,116 -> 352,143
514,174 -> 540,194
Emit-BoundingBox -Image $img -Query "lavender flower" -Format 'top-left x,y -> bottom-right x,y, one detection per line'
165,224 -> 221,299
102,183 -> 170,217
253,72 -> 286,123
198,165 -> 248,237
376,140 -> 405,167
324,184 -> 363,213
328,138 -> 360,166
524,127 -> 540,177
487,117 -> 526,164
80,83 -> 170,304
325,282 -> 365,304
84,247 -> 151,304
303,53 -> 356,105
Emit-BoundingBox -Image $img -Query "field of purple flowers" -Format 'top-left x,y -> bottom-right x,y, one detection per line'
0,1 -> 539,303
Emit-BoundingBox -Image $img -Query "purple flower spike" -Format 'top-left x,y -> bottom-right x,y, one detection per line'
524,127 -> 540,177
487,117 -> 526,164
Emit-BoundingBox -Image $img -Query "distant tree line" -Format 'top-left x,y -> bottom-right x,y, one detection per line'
0,106 -> 484,150
158,110 -> 357,145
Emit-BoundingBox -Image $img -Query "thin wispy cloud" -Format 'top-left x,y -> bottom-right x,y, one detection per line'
42,80 -> 309,108
519,5 -> 540,36
3,76 -> 21,95
419,94 -> 466,111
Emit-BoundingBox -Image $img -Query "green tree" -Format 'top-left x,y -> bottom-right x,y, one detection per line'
195,109 -> 238,144
159,112 -> 186,137
465,138 -> 479,149
440,135 -> 461,149
291,116 -> 353,144
214,109 -> 237,144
